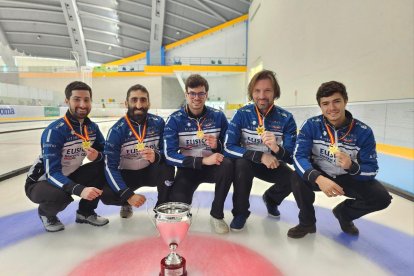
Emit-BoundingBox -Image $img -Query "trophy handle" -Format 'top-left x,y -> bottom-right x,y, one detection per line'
145,198 -> 157,229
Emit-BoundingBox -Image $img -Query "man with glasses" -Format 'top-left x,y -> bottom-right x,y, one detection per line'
164,74 -> 233,234
224,70 -> 297,231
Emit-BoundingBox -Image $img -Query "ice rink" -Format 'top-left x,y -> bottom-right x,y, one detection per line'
0,119 -> 413,276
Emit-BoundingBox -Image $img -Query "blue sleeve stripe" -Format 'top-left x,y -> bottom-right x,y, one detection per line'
293,143 -> 306,174
361,171 -> 378,176
45,159 -> 64,188
164,138 -> 183,164
104,155 -> 121,191
224,134 -> 243,157
46,129 -> 52,142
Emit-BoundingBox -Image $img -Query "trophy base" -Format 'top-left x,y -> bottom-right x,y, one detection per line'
160,256 -> 187,276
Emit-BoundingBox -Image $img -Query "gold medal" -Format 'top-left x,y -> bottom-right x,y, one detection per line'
136,142 -> 145,151
256,125 -> 265,135
328,144 -> 339,155
196,130 -> 204,139
125,114 -> 147,152
82,140 -> 91,150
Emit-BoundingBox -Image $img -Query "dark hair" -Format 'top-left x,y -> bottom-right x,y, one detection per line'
247,70 -> 280,101
316,81 -> 348,106
126,84 -> 149,101
185,74 -> 209,92
65,81 -> 92,100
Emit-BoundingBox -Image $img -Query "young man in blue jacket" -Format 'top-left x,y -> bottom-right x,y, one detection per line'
164,74 -> 233,234
25,81 -> 109,232
102,84 -> 174,218
224,70 -> 297,231
288,81 -> 392,238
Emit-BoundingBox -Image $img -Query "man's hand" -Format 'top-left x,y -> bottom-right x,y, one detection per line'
261,153 -> 279,169
202,153 -> 224,166
315,175 -> 345,197
127,194 -> 146,207
335,151 -> 352,169
140,147 -> 156,163
85,147 -> 99,161
261,131 -> 279,153
80,187 -> 102,201
203,134 -> 218,149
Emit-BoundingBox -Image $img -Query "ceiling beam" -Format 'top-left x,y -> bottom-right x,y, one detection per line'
85,39 -> 141,53
83,27 -> 150,45
149,0 -> 166,65
166,11 -> 210,29
202,0 -> 243,16
87,50 -> 123,60
193,0 -> 226,22
164,24 -> 194,36
80,11 -> 150,33
0,19 -> 66,27
11,43 -> 72,50
0,0 -> 61,11
169,0 -> 225,22
60,0 -> 88,66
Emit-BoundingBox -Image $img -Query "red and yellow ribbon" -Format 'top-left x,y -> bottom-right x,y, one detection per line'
63,115 -> 90,149
255,104 -> 273,135
125,114 -> 147,150
325,119 -> 355,154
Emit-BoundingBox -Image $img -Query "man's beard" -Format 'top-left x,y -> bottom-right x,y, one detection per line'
128,107 -> 148,123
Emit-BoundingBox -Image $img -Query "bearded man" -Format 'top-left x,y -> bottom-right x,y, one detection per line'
101,84 -> 175,218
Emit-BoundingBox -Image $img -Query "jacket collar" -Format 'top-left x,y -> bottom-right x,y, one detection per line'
323,110 -> 353,130
185,105 -> 207,119
65,110 -> 92,126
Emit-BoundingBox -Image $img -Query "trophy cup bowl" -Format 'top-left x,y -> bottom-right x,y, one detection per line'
154,202 -> 192,276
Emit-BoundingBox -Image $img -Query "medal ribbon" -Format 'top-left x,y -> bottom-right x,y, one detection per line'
63,115 -> 89,142
125,114 -> 147,144
255,104 -> 274,129
196,116 -> 207,132
186,105 -> 207,133
325,119 -> 355,146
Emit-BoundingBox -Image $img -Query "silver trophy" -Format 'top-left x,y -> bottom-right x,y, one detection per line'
154,202 -> 192,276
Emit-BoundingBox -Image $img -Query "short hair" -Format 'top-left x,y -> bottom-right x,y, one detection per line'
126,84 -> 149,101
185,74 -> 209,92
65,81 -> 92,100
316,81 -> 348,106
247,70 -> 280,101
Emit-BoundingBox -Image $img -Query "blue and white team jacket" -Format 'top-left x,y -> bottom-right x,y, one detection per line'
224,104 -> 297,164
164,106 -> 228,169
26,111 -> 105,196
104,113 -> 164,200
293,111 -> 378,184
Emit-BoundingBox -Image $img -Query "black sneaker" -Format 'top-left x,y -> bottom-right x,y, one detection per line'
287,224 -> 316,238
262,193 -> 280,218
230,215 -> 247,232
333,205 -> 359,235
120,204 -> 133,218
39,215 -> 65,232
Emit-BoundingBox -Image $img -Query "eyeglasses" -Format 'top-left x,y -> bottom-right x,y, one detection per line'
187,92 -> 207,99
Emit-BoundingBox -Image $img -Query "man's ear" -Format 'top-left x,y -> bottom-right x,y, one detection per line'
65,98 -> 69,104
125,100 -> 128,108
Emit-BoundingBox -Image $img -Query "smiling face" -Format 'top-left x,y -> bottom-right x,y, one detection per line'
125,90 -> 150,122
65,90 -> 92,120
252,78 -> 275,113
185,85 -> 207,115
319,92 -> 347,127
